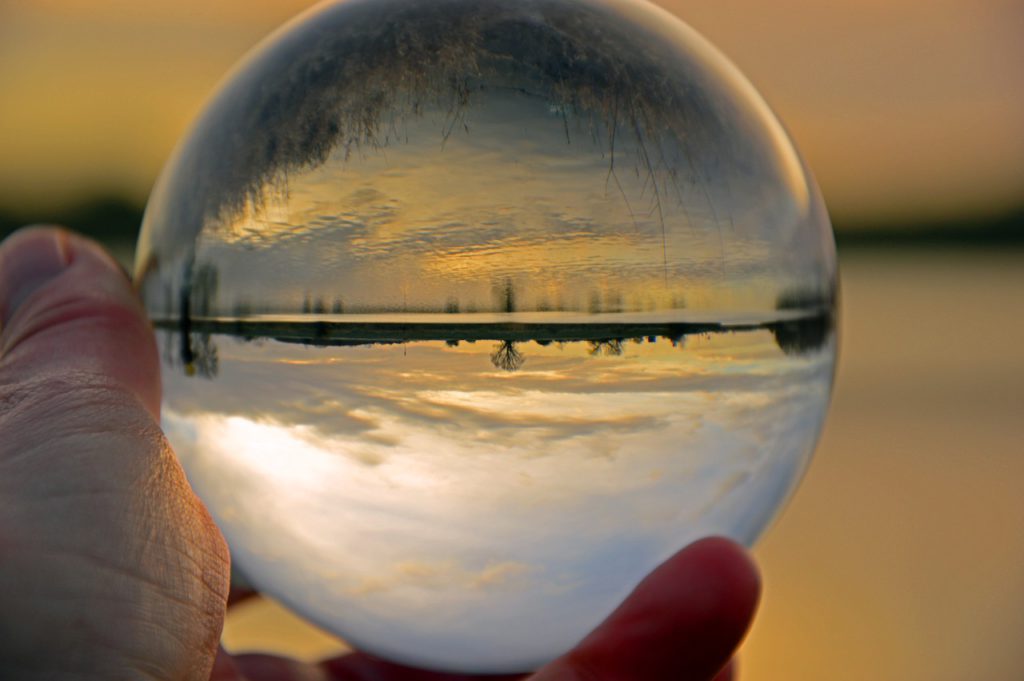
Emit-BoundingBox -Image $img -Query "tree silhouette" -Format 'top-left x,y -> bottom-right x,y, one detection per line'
776,286 -> 835,311
151,0 -> 733,280
772,287 -> 835,355
494,279 -> 516,313
490,340 -> 524,372
174,260 -> 221,378
769,314 -> 833,356
588,339 -> 624,356
190,262 -> 219,318
185,333 -> 219,378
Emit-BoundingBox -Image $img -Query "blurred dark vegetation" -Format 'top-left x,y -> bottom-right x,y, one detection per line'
0,197 -> 143,245
1,196 -> 1022,251
834,206 -> 1024,249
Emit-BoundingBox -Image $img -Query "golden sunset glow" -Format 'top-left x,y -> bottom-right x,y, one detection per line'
1,0 -> 1022,222
3,2 -> 1020,679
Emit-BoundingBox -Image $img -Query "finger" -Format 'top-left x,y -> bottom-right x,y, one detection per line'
211,647 -> 342,681
0,226 -> 161,417
320,651 -> 526,681
211,646 -> 250,681
531,537 -> 759,681
235,653 -> 332,681
712,660 -> 735,681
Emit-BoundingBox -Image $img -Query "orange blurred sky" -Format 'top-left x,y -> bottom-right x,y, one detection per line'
1,0 -> 1022,224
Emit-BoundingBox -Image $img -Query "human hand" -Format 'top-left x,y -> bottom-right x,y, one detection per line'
0,227 -> 759,681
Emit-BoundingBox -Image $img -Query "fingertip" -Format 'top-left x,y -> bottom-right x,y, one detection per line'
538,537 -> 760,681
659,536 -> 761,653
678,536 -> 762,622
604,536 -> 760,647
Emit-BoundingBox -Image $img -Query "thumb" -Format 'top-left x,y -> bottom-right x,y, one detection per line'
0,227 -> 230,681
0,226 -> 160,417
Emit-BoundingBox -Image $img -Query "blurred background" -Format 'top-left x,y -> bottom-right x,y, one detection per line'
1,0 -> 1021,679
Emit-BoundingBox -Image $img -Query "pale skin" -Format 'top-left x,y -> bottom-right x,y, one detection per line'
0,227 -> 759,681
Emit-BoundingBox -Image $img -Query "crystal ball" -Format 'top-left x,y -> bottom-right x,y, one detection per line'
135,0 -> 837,672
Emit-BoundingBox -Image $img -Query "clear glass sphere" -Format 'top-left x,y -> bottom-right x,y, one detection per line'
135,0 -> 837,673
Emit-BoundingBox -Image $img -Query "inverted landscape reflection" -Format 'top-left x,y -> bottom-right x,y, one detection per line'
159,316 -> 834,670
